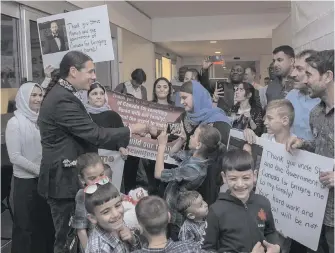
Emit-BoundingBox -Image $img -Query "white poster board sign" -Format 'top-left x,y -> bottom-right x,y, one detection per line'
255,140 -> 333,250
37,5 -> 114,69
99,149 -> 125,191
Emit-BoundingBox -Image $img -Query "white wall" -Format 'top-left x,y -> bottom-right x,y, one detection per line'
182,55 -> 266,67
121,29 -> 155,100
272,15 -> 292,50
67,1 -> 152,41
291,1 -> 334,52
16,1 -> 79,14
152,13 -> 288,42
155,45 -> 180,61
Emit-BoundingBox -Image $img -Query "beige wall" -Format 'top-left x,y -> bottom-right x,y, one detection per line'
272,15 -> 292,50
260,54 -> 273,86
1,88 -> 18,114
120,29 -> 155,100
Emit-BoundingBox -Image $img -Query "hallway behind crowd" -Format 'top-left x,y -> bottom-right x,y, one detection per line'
1,1 -> 334,253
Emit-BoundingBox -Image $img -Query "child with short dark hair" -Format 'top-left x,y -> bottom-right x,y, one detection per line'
72,153 -> 107,251
132,196 -> 203,253
74,153 -> 142,251
85,177 -> 140,253
176,191 -> 208,246
203,149 -> 280,253
155,124 -> 225,239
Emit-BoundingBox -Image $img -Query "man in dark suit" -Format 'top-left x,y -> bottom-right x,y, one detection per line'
43,21 -> 66,54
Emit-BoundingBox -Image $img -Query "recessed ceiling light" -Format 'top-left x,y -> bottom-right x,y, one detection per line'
210,41 -> 217,43
215,51 -> 221,54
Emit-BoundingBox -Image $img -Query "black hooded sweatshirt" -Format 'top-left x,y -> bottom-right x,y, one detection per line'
203,191 -> 279,253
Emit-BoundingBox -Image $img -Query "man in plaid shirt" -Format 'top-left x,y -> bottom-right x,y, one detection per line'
286,50 -> 334,253
176,191 -> 208,246
132,196 -> 204,253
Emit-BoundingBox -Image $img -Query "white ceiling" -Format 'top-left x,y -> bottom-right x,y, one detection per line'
157,38 -> 273,57
129,1 -> 290,18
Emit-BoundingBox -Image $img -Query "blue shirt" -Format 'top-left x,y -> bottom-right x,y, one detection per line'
285,89 -> 320,140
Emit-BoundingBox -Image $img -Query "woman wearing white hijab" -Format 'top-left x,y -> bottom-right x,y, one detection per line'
5,82 -> 54,253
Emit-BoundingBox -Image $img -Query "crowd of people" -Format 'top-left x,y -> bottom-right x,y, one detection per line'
4,45 -> 334,253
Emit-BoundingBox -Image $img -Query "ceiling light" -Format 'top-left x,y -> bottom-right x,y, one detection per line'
210,41 -> 217,44
215,51 -> 221,54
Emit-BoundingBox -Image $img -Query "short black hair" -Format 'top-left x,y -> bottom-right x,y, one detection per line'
103,163 -> 113,178
85,181 -> 120,214
296,49 -> 317,59
178,66 -> 188,82
185,68 -> 200,81
50,21 -> 58,26
305,50 -> 334,76
88,81 -> 105,96
222,150 -> 254,172
176,191 -> 200,215
264,77 -> 270,80
273,45 -> 295,58
77,153 -> 104,177
135,196 -> 169,236
131,68 -> 146,84
246,66 -> 256,75
231,64 -> 245,73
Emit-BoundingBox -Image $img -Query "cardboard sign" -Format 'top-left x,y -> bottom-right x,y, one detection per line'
37,5 -> 114,68
99,149 -> 125,191
255,140 -> 333,250
108,92 -> 184,164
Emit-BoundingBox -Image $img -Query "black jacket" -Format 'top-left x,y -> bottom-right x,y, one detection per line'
90,111 -> 128,150
43,34 -> 66,54
203,191 -> 278,253
37,81 -> 130,199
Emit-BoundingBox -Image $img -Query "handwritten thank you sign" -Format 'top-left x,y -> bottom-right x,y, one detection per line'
37,5 -> 113,68
255,141 -> 333,250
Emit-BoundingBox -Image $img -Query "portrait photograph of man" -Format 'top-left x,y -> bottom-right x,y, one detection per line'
38,19 -> 69,55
